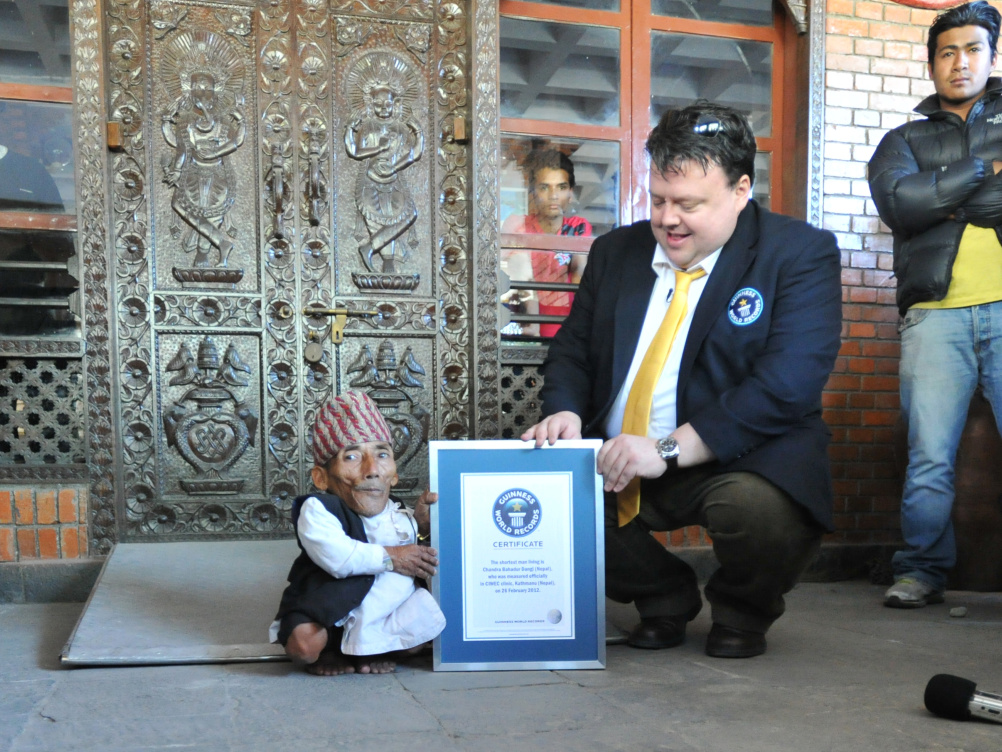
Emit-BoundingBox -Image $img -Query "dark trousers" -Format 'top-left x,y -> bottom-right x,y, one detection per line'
605,470 -> 823,634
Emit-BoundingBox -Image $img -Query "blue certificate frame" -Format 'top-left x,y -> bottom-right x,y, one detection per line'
429,439 -> 605,671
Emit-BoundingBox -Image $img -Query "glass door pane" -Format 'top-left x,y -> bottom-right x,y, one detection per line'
753,152 -> 771,209
0,99 -> 74,214
500,18 -> 620,126
650,32 -> 772,136
0,0 -> 72,84
652,0 -> 773,26
0,228 -> 77,336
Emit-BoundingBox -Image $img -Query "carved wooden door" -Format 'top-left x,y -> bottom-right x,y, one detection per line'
105,0 -> 473,541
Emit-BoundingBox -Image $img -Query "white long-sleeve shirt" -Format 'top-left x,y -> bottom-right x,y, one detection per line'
296,495 -> 414,577
269,496 -> 445,654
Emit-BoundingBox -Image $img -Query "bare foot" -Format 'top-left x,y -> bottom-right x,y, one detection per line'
305,649 -> 356,676
353,653 -> 396,674
401,641 -> 432,657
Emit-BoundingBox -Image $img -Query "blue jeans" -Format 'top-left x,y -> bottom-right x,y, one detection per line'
896,303 -> 1002,590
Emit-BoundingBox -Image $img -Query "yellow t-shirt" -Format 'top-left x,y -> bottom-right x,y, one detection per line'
913,225 -> 1002,309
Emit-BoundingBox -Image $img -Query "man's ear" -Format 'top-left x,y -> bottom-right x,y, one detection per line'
389,471 -> 399,488
734,174 -> 752,204
311,464 -> 329,492
729,170 -> 753,206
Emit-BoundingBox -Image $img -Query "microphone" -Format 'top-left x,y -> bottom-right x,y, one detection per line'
924,674 -> 1002,723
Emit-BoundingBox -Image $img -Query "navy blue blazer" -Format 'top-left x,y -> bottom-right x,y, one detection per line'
540,201 -> 842,530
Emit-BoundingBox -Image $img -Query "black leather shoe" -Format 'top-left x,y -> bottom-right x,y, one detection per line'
627,616 -> 689,649
705,623 -> 767,658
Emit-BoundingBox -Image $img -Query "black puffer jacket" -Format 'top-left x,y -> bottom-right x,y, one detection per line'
868,78 -> 1002,314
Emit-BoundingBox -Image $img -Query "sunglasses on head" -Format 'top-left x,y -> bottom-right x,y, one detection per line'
692,114 -> 724,137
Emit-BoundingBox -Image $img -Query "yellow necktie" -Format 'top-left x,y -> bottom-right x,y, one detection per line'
617,267 -> 706,527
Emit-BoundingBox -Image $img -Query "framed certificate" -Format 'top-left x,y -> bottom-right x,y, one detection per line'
429,439 -> 605,671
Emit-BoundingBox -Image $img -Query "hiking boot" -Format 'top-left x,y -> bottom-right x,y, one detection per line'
884,577 -> 944,609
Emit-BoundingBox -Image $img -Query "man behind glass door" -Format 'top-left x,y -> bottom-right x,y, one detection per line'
503,149 -> 592,337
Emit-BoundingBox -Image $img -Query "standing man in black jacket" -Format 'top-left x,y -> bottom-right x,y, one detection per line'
868,0 -> 1002,609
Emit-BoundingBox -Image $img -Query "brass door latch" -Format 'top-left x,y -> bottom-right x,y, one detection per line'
275,305 -> 379,362
303,306 -> 379,346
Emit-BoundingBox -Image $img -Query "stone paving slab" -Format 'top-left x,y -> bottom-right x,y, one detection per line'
2,583 -> 1001,752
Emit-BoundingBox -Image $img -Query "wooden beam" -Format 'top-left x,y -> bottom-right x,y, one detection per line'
0,212 -> 76,231
0,82 -> 73,103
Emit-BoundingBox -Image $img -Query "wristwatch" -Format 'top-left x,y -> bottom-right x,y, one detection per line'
381,550 -> 394,572
655,435 -> 681,472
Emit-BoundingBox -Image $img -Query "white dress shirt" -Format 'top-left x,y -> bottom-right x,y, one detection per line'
603,244 -> 722,439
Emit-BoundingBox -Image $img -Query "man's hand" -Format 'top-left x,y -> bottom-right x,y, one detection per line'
386,544 -> 438,579
520,411 -> 583,447
596,434 -> 668,493
413,489 -> 437,538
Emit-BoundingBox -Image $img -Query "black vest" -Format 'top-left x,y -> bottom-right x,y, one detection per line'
274,493 -> 376,629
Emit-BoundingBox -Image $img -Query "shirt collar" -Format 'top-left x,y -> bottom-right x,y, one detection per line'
651,244 -> 722,278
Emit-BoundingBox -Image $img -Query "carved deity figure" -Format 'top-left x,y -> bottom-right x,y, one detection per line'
344,52 -> 424,273
160,31 -> 246,268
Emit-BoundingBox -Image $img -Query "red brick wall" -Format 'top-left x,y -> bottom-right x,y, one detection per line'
0,487 -> 88,562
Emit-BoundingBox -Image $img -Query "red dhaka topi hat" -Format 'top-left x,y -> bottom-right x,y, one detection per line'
313,390 -> 392,465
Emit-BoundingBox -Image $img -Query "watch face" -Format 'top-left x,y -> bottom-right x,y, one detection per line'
657,437 -> 679,460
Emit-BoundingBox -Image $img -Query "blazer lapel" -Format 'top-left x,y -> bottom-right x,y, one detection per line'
611,227 -> 658,401
677,202 -> 761,395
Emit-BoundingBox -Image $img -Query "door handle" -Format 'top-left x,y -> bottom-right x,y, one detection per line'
307,139 -> 323,227
269,144 -> 285,240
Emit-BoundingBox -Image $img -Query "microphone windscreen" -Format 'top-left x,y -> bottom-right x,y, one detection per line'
925,674 -> 977,721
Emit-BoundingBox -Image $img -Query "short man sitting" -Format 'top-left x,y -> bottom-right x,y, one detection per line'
270,390 -> 445,675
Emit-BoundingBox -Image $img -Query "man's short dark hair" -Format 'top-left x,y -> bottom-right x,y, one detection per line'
523,148 -> 576,189
927,0 -> 1001,64
645,100 -> 757,188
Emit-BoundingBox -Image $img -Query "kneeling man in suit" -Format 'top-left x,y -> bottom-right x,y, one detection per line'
522,101 -> 842,658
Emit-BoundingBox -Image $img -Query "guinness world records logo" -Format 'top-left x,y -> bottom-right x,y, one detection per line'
493,488 -> 541,536
727,287 -> 764,326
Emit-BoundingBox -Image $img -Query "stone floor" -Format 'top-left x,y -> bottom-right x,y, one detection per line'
2,580 -> 1001,752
